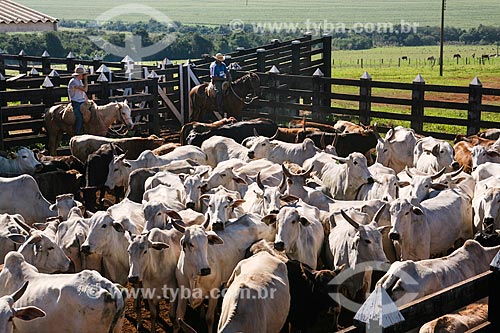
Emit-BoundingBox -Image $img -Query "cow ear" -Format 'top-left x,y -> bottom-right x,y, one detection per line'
13,306 -> 46,321
207,233 -> 224,245
398,181 -> 410,188
123,161 -> 132,168
178,173 -> 187,182
377,226 -> 391,235
112,222 -> 125,233
230,199 -> 245,208
8,234 -> 27,244
452,177 -> 466,185
412,206 -> 424,216
233,176 -> 247,185
200,194 -> 211,205
8,152 -> 17,159
329,214 -> 337,229
299,217 -> 310,226
262,214 -> 277,225
165,210 -> 182,220
151,242 -> 169,250
280,195 -> 299,204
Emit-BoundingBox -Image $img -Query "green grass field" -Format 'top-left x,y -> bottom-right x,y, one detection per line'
17,0 -> 500,28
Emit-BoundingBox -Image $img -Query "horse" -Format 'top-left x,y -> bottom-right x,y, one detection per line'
189,72 -> 260,122
44,100 -> 134,156
453,53 -> 461,59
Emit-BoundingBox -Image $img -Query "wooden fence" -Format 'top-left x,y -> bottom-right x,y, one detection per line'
338,251 -> 500,332
192,67 -> 500,140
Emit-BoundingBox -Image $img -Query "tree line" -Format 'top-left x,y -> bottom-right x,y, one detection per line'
0,20 -> 498,61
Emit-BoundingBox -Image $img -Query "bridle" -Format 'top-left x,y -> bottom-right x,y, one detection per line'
230,72 -> 260,105
107,103 -> 133,136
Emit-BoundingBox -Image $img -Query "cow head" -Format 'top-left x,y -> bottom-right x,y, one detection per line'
414,139 -> 459,173
12,230 -> 73,273
247,130 -> 278,159
0,282 -> 45,333
49,194 -> 80,221
471,145 -> 500,171
105,153 -> 130,190
172,220 -> 223,278
127,231 -> 169,284
265,207 -> 311,253
81,211 -> 126,255
330,152 -> 374,190
7,147 -> 43,174
481,187 -> 500,233
117,100 -> 134,130
201,167 -> 247,193
254,172 -> 298,215
142,201 -> 182,232
281,164 -> 313,197
402,167 -> 447,202
375,126 -> 417,173
180,169 -> 209,211
201,191 -> 245,231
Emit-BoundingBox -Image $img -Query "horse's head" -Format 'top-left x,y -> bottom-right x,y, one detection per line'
117,100 -> 134,130
245,72 -> 261,96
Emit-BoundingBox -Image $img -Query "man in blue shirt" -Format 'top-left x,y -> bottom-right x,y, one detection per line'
209,53 -> 231,114
67,65 -> 88,135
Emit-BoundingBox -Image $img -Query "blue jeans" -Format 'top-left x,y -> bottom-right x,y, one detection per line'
72,101 -> 83,134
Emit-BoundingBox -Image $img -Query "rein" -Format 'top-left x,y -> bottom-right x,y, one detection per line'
230,73 -> 260,105
107,104 -> 131,137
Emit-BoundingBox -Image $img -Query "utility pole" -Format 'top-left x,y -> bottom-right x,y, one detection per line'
439,0 -> 446,76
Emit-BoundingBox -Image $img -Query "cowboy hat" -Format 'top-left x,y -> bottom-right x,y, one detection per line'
213,53 -> 225,61
72,65 -> 88,76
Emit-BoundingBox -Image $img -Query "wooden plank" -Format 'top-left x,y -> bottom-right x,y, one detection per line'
371,96 -> 413,106
6,74 -> 26,82
424,100 -> 470,110
157,85 -> 183,124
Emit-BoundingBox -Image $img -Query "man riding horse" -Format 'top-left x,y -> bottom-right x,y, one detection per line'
210,53 -> 232,115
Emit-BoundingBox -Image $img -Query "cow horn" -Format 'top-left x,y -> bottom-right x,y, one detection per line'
282,164 -> 293,178
373,123 -> 382,140
279,173 -> 287,192
449,166 -> 464,178
172,219 -> 186,233
253,128 -> 260,137
404,166 -> 414,179
340,209 -> 360,230
386,126 -> 396,142
430,167 -> 446,180
256,172 -> 265,191
299,164 -> 314,177
332,132 -> 339,147
431,144 -> 440,157
268,129 -> 279,141
202,217 -> 210,230
320,133 -> 326,150
12,281 -> 29,303
373,204 -> 387,224
330,155 -> 349,163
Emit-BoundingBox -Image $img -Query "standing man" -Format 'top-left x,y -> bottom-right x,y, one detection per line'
209,53 -> 231,115
68,65 -> 88,135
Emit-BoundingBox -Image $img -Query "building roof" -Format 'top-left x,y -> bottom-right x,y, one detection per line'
0,0 -> 58,25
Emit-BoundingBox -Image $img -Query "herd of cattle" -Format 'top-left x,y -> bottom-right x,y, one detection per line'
1,117 -> 500,333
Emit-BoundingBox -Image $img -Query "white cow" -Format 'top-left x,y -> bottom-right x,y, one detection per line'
0,175 -> 57,225
0,252 -> 126,333
56,207 -> 102,272
0,214 -> 28,264
0,147 -> 42,175
470,145 -> 500,170
378,240 -> 500,305
200,186 -> 246,231
472,176 -> 500,233
247,136 -> 318,165
144,171 -> 185,191
388,194 -> 473,260
321,152 -> 374,200
80,211 -> 135,285
356,173 -> 399,202
143,184 -> 185,211
375,126 -> 418,173
127,228 -> 179,333
302,151 -> 339,177
105,150 -> 159,190
262,200 -> 324,269
174,214 -> 270,333
414,136 -> 459,173
156,145 -> 207,166
472,162 -> 500,182
201,136 -> 250,167
218,251 -> 290,333
328,207 -> 390,300
201,159 -> 249,196
180,169 -> 210,211
48,194 -> 83,221
0,282 -> 45,333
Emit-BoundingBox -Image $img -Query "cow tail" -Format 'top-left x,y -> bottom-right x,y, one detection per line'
108,284 -> 127,333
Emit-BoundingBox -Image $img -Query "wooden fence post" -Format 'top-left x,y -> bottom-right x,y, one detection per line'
41,50 -> 51,75
18,50 -> 27,75
268,65 -> 280,121
66,52 -> 76,73
411,74 -> 425,133
468,76 -> 482,136
359,71 -> 372,125
148,76 -> 160,135
97,72 -> 109,104
291,40 -> 301,75
42,77 -> 55,137
256,48 -> 266,72
322,34 -> 332,78
312,69 -> 324,122
489,251 -> 500,332
93,56 -> 102,75
0,73 -> 4,150
0,73 -> 5,107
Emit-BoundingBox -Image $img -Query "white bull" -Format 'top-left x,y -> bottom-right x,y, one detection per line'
0,147 -> 42,175
470,145 -> 500,170
0,282 -> 45,333
414,136 -> 459,173
0,252 -> 126,333
218,251 -> 290,333
247,135 -> 318,165
201,136 -> 250,167
0,175 -> 57,225
375,126 -> 418,173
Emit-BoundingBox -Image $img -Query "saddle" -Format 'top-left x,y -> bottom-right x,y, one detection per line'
206,81 -> 231,98
55,101 -> 93,124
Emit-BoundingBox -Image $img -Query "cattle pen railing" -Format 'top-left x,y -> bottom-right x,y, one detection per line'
337,252 -> 500,333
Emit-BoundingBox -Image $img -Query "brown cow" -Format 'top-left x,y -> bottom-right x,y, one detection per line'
453,135 -> 495,173
179,117 -> 237,145
420,301 -> 487,333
